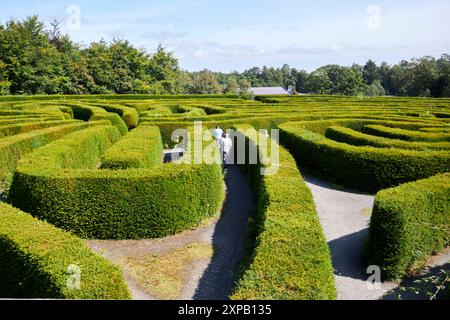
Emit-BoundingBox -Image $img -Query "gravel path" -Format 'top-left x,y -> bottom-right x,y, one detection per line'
86,165 -> 253,300
303,171 -> 450,300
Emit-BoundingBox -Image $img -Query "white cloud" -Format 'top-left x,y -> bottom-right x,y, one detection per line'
175,40 -> 270,60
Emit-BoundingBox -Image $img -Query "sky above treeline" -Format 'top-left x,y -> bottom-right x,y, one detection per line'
1,0 -> 450,72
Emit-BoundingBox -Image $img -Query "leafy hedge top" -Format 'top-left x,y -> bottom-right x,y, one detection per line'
0,202 -> 131,299
101,125 -> 163,169
16,125 -> 122,175
364,173 -> 450,280
231,124 -> 336,300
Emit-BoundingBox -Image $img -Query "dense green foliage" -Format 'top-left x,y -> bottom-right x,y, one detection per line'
0,120 -> 79,137
1,94 -> 449,299
0,120 -> 109,191
231,125 -> 336,300
279,119 -> 450,192
325,126 -> 450,151
362,124 -> 450,142
0,202 -> 131,299
8,125 -> 224,239
101,125 -> 163,169
0,16 -> 449,96
363,174 -> 450,280
61,102 -> 129,135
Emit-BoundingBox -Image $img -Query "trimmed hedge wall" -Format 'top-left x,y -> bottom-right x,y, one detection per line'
0,120 -> 80,138
8,125 -> 225,239
0,117 -> 65,126
0,202 -> 131,299
363,173 -> 450,280
101,125 -> 163,169
0,94 -> 240,102
89,102 -> 139,129
57,102 -> 128,135
362,124 -> 450,142
279,121 -> 450,192
231,125 -> 336,300
325,126 -> 450,151
0,121 -> 110,191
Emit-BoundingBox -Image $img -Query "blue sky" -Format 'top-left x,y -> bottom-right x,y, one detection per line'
1,0 -> 449,72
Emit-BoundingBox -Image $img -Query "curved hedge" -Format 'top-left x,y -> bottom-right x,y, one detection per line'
101,125 -> 163,169
279,120 -> 450,192
231,125 -> 336,300
362,124 -> 450,142
0,117 -> 65,125
0,121 -> 110,191
0,202 -> 131,299
56,102 -> 128,135
363,173 -> 450,280
9,125 -> 225,239
325,126 -> 450,151
89,102 -> 139,129
0,120 -> 80,138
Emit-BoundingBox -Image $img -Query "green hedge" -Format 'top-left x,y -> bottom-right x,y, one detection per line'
177,105 -> 208,117
231,125 -> 336,300
58,102 -> 128,135
279,121 -> 450,192
9,125 -> 225,239
420,127 -> 450,133
362,124 -> 450,142
325,126 -> 450,151
0,94 -> 240,102
101,125 -> 163,169
0,120 -> 81,138
0,121 -> 110,191
89,102 -> 139,129
363,173 -> 450,280
0,117 -> 65,125
0,202 -> 131,299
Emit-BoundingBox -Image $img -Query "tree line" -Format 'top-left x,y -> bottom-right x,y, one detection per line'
1,16 -> 449,97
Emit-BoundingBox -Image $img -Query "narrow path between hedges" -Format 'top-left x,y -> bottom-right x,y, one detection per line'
302,170 -> 450,300
86,164 -> 253,300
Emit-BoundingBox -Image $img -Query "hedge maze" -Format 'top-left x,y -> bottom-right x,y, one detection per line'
0,94 -> 449,299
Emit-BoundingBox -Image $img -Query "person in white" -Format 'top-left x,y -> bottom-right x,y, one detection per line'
212,126 -> 223,143
219,133 -> 233,166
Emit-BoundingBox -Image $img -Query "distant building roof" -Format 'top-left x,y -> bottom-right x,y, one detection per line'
248,87 -> 289,95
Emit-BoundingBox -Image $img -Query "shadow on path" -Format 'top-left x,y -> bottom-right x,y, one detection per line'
327,230 -> 369,280
300,166 -> 373,196
302,169 -> 450,300
193,165 -> 254,300
382,262 -> 450,300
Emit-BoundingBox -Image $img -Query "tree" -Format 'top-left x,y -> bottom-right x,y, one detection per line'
306,65 -> 365,95
83,40 -> 113,93
365,79 -> 385,96
109,39 -> 149,93
47,19 -> 62,49
378,61 -> 391,94
225,77 -> 239,94
436,54 -> 450,97
386,61 -> 413,96
0,59 -> 11,95
363,60 -> 380,85
0,16 -> 60,94
409,56 -> 439,97
187,69 -> 222,94
238,79 -> 251,92
58,36 -> 94,94
305,67 -> 332,94
147,44 -> 180,82
292,69 -> 309,93
242,67 -> 262,87
0,16 -> 449,97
